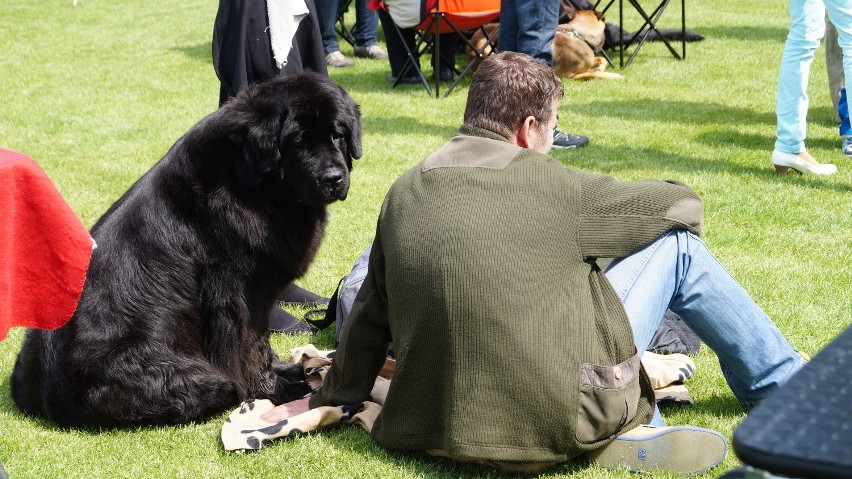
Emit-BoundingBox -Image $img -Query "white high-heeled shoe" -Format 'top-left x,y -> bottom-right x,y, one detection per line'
771,150 -> 837,176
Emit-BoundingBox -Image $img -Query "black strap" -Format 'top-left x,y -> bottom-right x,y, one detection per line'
303,277 -> 344,330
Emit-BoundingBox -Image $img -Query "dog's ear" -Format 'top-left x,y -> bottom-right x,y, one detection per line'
345,103 -> 363,161
347,109 -> 363,161
231,108 -> 285,173
595,10 -> 604,20
561,0 -> 577,20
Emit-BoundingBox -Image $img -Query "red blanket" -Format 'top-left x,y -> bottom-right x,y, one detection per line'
0,149 -> 93,340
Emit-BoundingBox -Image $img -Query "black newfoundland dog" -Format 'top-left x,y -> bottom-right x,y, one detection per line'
10,72 -> 361,428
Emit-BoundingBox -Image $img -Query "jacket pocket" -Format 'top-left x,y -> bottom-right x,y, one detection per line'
576,353 -> 641,444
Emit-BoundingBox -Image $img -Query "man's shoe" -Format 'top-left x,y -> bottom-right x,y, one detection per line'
387,74 -> 420,84
842,136 -> 852,157
354,45 -> 389,60
326,51 -> 354,68
587,425 -> 728,476
552,129 -> 589,149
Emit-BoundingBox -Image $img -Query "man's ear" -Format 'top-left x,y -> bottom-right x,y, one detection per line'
514,115 -> 537,149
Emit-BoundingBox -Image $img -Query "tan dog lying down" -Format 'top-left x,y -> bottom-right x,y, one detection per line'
468,10 -> 622,80
552,10 -> 623,80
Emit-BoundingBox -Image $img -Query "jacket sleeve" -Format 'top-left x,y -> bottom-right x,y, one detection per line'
310,228 -> 392,408
575,171 -> 704,259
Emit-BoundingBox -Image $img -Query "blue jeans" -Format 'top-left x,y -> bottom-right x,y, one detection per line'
840,88 -> 850,137
498,0 -> 559,66
316,0 -> 378,53
605,231 -> 805,424
775,0 -> 852,153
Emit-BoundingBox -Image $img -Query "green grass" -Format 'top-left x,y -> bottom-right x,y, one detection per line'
1,0 -> 850,477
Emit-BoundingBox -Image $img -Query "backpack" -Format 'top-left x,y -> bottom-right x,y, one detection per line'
305,244 -> 372,345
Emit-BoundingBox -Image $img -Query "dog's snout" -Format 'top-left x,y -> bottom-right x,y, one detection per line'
321,171 -> 345,187
319,169 -> 349,202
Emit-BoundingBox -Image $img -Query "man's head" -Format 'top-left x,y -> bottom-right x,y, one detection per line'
463,52 -> 565,153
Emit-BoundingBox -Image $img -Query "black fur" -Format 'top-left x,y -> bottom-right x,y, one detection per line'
10,72 -> 362,428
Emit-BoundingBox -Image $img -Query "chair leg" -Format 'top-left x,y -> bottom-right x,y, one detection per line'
444,23 -> 499,98
623,0 -> 683,67
391,19 -> 433,96
335,0 -> 356,47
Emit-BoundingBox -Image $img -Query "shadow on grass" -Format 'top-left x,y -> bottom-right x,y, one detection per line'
696,129 -> 843,154
320,426 -> 596,478
361,114 -> 457,141
329,68 -> 474,98
660,393 -> 746,420
571,99 -> 776,127
696,25 -> 788,43
176,42 -> 212,63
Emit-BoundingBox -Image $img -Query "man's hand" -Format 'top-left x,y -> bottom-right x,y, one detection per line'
260,396 -> 311,423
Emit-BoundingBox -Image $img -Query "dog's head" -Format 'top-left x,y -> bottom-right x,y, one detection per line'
560,0 -> 604,22
221,72 -> 362,207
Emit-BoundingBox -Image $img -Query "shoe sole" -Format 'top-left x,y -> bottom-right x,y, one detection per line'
354,53 -> 388,60
587,426 -> 728,476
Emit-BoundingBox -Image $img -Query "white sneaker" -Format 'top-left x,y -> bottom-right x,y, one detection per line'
326,51 -> 354,68
842,136 -> 852,157
354,44 -> 389,60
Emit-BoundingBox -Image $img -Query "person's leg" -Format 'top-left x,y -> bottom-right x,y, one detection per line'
432,33 -> 459,80
352,0 -> 378,48
824,16 -> 843,121
840,88 -> 851,136
377,8 -> 418,79
497,0 -> 518,54
825,0 -> 852,137
512,0 -> 559,66
775,0 -> 826,154
315,0 -> 342,54
605,230 -> 805,410
277,282 -> 329,305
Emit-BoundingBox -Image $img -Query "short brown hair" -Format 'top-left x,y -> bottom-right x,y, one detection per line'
463,52 -> 564,138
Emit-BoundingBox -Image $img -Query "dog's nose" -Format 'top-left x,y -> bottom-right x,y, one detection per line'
321,171 -> 344,187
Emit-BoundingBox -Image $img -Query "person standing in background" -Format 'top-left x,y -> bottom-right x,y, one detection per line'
498,0 -> 590,149
316,0 -> 389,68
771,0 -> 851,175
824,18 -> 851,157
212,0 -> 330,333
213,0 -> 328,106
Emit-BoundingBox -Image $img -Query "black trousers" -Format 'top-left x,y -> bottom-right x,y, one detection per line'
377,8 -> 459,78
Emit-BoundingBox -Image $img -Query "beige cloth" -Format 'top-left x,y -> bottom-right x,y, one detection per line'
641,351 -> 696,390
222,345 -> 388,452
222,346 -> 696,453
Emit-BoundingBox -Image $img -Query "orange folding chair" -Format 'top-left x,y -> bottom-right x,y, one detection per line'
391,0 -> 501,97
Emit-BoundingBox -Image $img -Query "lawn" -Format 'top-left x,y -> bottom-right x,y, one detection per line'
0,0 -> 850,478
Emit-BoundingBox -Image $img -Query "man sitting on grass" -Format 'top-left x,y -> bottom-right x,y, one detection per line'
266,51 -> 805,475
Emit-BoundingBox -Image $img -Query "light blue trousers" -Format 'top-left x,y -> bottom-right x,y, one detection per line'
776,0 -> 852,153
605,231 -> 805,426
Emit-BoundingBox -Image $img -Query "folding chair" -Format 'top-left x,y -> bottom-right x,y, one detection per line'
335,0 -> 356,47
594,0 -> 686,68
390,0 -> 501,98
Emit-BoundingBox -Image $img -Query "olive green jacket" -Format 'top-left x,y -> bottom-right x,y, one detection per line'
311,126 -> 704,463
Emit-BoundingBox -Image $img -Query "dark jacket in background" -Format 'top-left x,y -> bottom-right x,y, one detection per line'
213,0 -> 328,106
